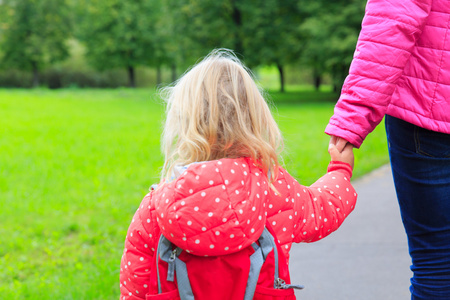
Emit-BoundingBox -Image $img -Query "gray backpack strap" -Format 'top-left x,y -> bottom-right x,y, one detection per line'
174,258 -> 195,300
243,227 -> 276,300
248,228 -> 304,291
155,234 -> 172,293
155,234 -> 194,299
257,227 -> 280,286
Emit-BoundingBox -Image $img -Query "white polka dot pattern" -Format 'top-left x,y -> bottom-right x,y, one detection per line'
154,158 -> 268,256
119,159 -> 357,299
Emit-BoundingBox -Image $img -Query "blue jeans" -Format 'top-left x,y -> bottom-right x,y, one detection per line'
385,115 -> 450,300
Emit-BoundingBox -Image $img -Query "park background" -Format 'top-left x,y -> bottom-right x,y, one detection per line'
0,0 -> 389,299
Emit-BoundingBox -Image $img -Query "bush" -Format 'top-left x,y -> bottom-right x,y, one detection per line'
43,68 -> 129,88
0,70 -> 33,88
0,67 -> 129,88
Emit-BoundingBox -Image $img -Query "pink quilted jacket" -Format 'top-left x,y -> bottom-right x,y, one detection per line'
326,0 -> 450,148
120,157 -> 357,299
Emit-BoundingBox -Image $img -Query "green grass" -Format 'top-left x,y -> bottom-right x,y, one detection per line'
0,87 -> 388,299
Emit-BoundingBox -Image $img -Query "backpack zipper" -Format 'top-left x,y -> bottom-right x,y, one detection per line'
275,278 -> 305,290
167,248 -> 178,282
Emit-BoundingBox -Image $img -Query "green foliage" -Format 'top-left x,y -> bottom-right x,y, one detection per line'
0,68 -> 129,89
0,1 -> 368,89
298,0 -> 366,90
0,0 -> 71,85
76,0 -> 159,86
0,88 -> 388,299
41,67 -> 128,89
241,0 -> 302,67
149,0 -> 180,69
159,0 -> 306,91
0,2 -> 13,57
0,69 -> 33,88
238,0 -> 304,92
158,0 -> 240,68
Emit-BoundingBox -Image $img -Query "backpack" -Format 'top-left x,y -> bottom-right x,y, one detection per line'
146,223 -> 304,300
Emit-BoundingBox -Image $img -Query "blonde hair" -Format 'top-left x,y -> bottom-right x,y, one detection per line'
160,49 -> 283,182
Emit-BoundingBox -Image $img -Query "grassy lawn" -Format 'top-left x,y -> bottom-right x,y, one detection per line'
0,87 -> 388,299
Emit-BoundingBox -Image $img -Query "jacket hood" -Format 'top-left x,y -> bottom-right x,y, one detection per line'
153,157 -> 269,256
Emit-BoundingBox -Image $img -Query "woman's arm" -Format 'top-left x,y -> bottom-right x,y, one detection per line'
326,0 -> 432,147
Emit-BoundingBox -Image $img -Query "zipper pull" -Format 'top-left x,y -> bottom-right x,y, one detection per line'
167,249 -> 178,282
275,278 -> 305,290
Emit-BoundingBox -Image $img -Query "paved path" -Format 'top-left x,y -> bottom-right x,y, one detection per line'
290,165 -> 412,300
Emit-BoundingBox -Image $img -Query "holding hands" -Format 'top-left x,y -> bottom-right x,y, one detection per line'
328,135 -> 354,169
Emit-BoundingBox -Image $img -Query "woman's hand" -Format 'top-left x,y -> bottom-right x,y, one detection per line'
328,138 -> 354,169
329,135 -> 349,152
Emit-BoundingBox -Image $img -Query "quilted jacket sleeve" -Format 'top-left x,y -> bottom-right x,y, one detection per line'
292,161 -> 357,243
325,0 -> 432,147
120,193 -> 158,300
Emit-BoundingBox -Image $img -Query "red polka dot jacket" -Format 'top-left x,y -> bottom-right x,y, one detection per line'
120,157 -> 357,299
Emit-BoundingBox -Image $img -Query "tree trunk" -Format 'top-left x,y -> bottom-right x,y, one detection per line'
171,64 -> 177,82
331,64 -> 343,94
128,65 -> 136,88
32,61 -> 39,88
156,65 -> 162,86
313,68 -> 321,91
314,76 -> 321,91
333,83 -> 338,93
277,63 -> 285,93
231,0 -> 243,55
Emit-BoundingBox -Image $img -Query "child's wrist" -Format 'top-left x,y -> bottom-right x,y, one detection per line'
327,161 -> 353,178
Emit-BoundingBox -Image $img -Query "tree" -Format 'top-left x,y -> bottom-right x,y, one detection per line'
161,0 -> 303,92
0,1 -> 12,49
154,0 -> 196,83
1,0 -> 71,87
299,0 -> 366,92
171,0 -> 240,63
152,0 -> 246,83
239,0 -> 303,92
76,0 -> 158,87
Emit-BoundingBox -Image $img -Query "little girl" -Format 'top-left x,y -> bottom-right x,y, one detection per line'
120,50 -> 356,300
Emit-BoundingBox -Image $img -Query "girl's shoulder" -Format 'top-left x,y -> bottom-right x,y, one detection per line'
150,156 -> 271,256
166,157 -> 263,182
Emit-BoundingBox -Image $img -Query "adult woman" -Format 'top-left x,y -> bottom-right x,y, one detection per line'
326,0 -> 450,299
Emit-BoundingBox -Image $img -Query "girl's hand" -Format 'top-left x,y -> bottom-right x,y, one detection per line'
328,143 -> 354,169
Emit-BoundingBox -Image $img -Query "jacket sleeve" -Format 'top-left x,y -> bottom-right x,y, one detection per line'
292,161 -> 357,243
325,0 -> 432,147
120,193 -> 157,300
